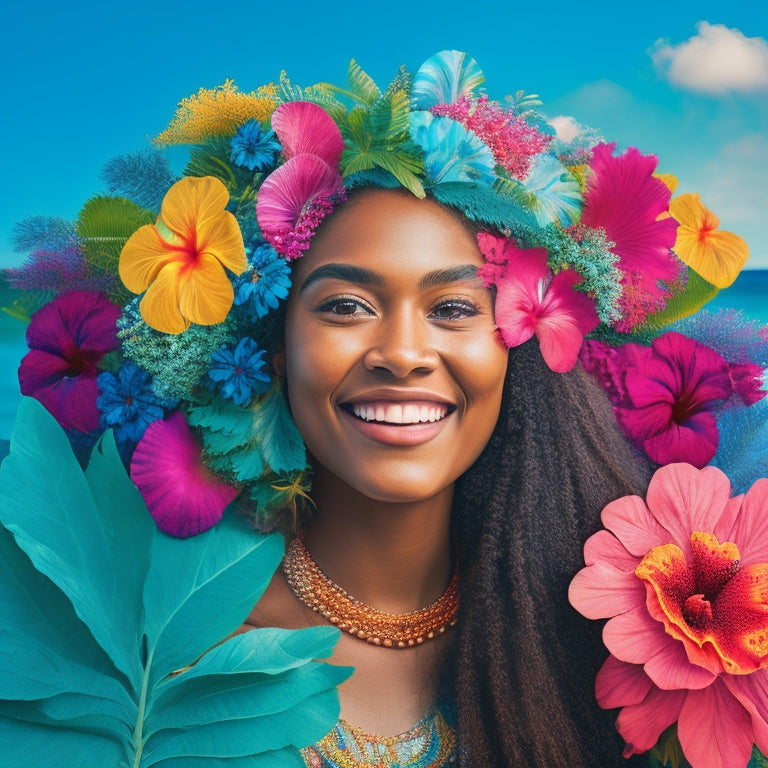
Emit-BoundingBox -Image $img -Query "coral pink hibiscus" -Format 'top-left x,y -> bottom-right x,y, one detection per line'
569,463 -> 768,768
256,101 -> 346,260
130,411 -> 238,537
581,143 -> 681,331
18,290 -> 120,433
476,232 -> 599,372
581,333 -> 734,468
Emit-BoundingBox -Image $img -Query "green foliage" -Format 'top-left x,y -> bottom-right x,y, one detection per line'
0,398 -> 347,767
642,268 -> 719,331
75,195 -> 155,302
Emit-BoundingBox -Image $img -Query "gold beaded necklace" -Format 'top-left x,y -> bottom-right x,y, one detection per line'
282,535 -> 459,648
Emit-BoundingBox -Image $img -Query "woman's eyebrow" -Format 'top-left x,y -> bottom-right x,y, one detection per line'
419,265 -> 481,290
299,264 -> 385,293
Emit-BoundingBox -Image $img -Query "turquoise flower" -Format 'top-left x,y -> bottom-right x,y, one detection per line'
409,112 -> 495,187
230,119 -> 281,172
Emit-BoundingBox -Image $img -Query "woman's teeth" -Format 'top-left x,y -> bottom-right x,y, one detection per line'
352,403 -> 448,424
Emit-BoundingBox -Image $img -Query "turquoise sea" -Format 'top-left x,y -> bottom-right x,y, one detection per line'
1,270 -> 767,441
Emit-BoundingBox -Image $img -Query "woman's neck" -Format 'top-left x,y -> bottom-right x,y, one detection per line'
302,466 -> 455,614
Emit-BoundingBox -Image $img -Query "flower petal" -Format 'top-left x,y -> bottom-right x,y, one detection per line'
678,680 -> 755,768
645,463 -> 733,554
130,411 -> 238,537
601,493 -> 672,558
568,562 -> 644,619
159,175 -> 230,243
595,655 -> 653,709
724,671 -> 768,756
643,414 -> 719,468
196,208 -> 247,276
583,529 -> 640,571
604,605 -> 669,665
178,252 -> 236,327
642,631 -> 717,691
270,101 -> 344,166
718,478 -> 768,566
410,50 -> 484,110
139,262 -> 187,334
615,685 -> 687,757
119,223 -> 179,294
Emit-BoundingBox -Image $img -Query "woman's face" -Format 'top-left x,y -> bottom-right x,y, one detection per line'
281,189 -> 509,504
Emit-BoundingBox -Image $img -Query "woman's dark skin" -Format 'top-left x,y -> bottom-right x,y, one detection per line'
243,189 -> 508,735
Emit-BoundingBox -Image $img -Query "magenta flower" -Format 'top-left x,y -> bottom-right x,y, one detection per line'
130,411 -> 238,537
581,143 -> 681,331
476,232 -> 599,372
583,332 -> 733,468
18,291 -> 120,433
569,463 -> 768,768
256,101 -> 346,260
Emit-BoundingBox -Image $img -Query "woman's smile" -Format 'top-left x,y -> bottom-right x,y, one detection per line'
281,188 -> 509,504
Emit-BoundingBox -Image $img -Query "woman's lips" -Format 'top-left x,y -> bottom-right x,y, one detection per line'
341,400 -> 454,446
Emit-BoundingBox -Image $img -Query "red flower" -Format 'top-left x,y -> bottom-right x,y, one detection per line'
18,291 -> 120,432
569,463 -> 768,768
477,233 -> 599,372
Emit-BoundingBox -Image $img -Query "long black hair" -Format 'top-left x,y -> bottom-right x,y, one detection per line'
447,339 -> 652,767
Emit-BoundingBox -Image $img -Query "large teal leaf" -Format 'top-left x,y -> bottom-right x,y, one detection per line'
0,398 -> 348,766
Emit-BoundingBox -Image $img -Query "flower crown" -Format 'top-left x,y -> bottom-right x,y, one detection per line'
4,50 -> 768,768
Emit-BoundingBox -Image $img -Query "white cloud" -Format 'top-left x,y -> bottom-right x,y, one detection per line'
548,115 -> 582,143
651,22 -> 768,94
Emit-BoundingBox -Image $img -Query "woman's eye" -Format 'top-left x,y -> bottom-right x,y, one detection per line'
316,297 -> 373,317
430,300 -> 481,321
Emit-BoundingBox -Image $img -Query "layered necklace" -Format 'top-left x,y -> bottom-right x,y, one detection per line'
282,535 -> 459,648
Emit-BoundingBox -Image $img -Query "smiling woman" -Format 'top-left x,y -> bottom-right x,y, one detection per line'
2,50 -> 767,768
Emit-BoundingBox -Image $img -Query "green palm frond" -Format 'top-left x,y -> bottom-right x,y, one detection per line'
75,196 -> 154,292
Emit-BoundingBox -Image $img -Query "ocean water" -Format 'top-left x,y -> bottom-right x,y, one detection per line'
1,270 -> 767,441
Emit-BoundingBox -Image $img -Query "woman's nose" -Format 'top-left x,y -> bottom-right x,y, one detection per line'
362,310 -> 439,378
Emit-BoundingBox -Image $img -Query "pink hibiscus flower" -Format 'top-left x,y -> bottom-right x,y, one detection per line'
18,290 -> 120,433
581,143 -> 681,331
130,411 -> 238,537
581,333 -> 733,468
256,101 -> 346,260
569,463 -> 768,768
476,232 -> 599,372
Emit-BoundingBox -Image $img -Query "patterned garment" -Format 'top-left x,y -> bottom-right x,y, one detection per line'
302,708 -> 457,768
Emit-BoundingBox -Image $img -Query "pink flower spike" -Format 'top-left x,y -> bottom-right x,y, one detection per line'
270,101 -> 344,166
130,411 -> 238,538
490,243 -> 599,372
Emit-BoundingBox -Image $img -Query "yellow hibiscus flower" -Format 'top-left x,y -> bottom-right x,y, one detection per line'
119,176 -> 247,334
669,193 -> 749,289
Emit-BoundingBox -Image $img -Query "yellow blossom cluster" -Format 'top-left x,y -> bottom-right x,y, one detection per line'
154,80 -> 277,145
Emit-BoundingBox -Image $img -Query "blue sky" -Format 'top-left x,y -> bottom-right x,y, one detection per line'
2,0 -> 767,267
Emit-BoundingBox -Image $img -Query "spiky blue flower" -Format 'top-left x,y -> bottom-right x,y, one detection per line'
230,120 -> 281,172
208,337 -> 271,407
234,242 -> 292,319
97,362 -> 175,445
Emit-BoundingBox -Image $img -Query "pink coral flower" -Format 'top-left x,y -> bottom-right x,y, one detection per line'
130,411 -> 238,537
18,290 -> 120,433
569,463 -> 768,768
476,233 -> 599,372
581,143 -> 681,331
256,102 -> 346,260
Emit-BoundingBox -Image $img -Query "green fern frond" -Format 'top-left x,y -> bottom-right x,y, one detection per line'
383,64 -> 412,99
346,59 -> 381,106
492,175 -> 538,208
75,196 -> 155,280
368,88 -> 410,141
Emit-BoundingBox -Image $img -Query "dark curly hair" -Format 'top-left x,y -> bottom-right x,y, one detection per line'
446,339 -> 652,767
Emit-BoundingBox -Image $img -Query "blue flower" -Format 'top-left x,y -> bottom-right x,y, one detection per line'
409,112 -> 495,187
230,120 -> 281,172
234,242 -> 292,319
97,362 -> 174,445
208,337 -> 271,407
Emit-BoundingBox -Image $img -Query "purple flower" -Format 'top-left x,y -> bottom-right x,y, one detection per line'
208,337 -> 271,407
97,362 -> 175,445
18,291 -> 121,433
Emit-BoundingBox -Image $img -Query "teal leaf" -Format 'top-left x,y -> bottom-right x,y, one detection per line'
0,398 -> 143,684
251,385 -> 306,474
142,516 -> 285,688
0,397 -> 345,765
